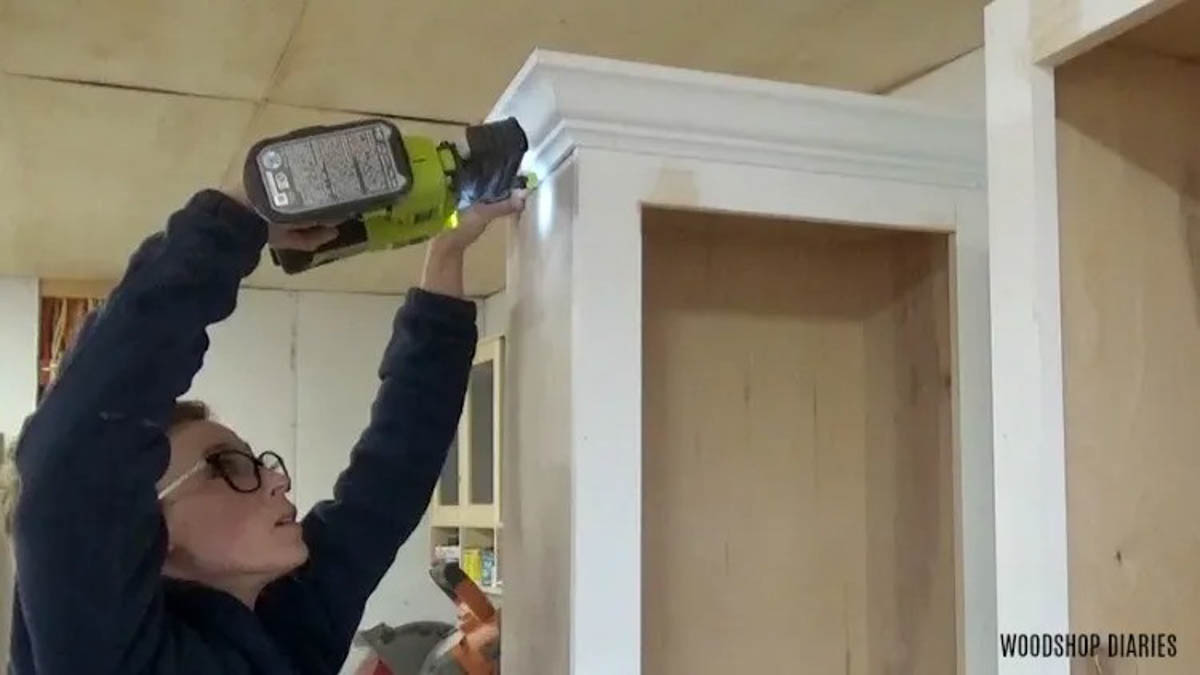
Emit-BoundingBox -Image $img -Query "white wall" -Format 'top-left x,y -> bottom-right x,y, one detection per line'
0,277 -> 38,445
479,289 -> 510,338
887,48 -> 985,117
187,289 -> 298,473
0,276 -> 37,671
292,291 -> 456,673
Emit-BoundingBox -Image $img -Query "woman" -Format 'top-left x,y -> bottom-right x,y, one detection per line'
8,186 -> 523,674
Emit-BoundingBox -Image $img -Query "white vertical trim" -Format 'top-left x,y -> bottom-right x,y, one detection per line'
953,188 -> 999,675
569,156 -> 644,675
986,2 -> 1072,674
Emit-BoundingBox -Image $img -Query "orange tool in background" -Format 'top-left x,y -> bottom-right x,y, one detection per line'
352,562 -> 500,675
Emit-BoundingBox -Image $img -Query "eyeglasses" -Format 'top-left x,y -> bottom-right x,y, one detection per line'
157,448 -> 289,500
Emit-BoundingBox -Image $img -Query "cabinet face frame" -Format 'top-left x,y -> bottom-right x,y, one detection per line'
986,1 -> 1187,672
489,50 -> 992,675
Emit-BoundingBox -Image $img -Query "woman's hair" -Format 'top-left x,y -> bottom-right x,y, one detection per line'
171,400 -> 211,428
0,400 -> 211,534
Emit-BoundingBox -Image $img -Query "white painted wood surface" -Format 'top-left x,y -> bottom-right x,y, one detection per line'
488,50 -> 992,675
985,1 -> 1071,673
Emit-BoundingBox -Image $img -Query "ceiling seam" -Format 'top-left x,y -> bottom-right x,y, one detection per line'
218,101 -> 267,190
875,43 -> 984,94
261,0 -> 310,104
3,71 -> 472,127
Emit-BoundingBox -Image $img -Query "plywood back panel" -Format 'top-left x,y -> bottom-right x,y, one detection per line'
1056,44 -> 1200,672
863,233 -> 957,675
641,208 -> 955,675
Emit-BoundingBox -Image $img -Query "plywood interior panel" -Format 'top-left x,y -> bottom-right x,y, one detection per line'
499,160 -> 576,675
641,208 -> 955,675
1055,43 -> 1200,673
863,232 -> 957,675
1112,0 -> 1200,62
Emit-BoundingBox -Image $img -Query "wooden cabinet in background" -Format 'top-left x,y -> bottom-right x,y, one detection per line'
430,335 -> 504,595
986,0 -> 1200,663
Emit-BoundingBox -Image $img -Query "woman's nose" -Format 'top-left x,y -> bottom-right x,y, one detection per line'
263,467 -> 291,495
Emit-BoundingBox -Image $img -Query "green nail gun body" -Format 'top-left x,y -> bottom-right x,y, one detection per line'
242,117 -> 533,274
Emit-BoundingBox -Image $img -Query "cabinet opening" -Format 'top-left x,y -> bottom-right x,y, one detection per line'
641,207 -> 957,675
1054,1 -> 1200,653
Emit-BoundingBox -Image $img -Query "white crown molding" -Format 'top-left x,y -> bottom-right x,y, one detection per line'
488,49 -> 986,188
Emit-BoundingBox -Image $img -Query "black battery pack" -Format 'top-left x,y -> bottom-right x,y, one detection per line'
243,119 -> 414,225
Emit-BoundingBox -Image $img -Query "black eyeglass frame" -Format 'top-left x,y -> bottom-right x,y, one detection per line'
205,448 -> 290,494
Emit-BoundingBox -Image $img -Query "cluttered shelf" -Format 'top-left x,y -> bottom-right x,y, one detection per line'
432,525 -> 501,597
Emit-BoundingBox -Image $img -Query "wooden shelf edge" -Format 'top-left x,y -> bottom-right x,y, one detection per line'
40,278 -> 116,299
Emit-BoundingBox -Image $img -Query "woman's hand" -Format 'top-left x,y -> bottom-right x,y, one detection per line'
223,185 -> 339,252
268,224 -> 339,252
421,191 -> 528,298
433,190 -> 528,253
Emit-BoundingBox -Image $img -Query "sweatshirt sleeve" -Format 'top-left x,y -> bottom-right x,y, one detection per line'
10,190 -> 267,675
256,287 -> 478,673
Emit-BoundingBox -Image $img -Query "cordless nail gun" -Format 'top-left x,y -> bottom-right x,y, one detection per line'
242,117 -> 534,274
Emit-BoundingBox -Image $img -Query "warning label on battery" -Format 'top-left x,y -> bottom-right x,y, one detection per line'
258,122 -> 406,215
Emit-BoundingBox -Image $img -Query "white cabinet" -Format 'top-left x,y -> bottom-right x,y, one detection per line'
488,50 -> 990,675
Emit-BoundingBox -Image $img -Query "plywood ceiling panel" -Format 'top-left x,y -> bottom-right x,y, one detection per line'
268,0 -> 985,121
0,0 -> 305,99
0,76 -> 256,280
0,74 -> 19,260
0,0 -> 985,293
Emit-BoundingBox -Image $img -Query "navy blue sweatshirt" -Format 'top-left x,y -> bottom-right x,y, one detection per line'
9,190 -> 478,674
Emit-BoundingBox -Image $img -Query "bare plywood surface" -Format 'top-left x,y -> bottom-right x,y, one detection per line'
641,209 -> 955,675
499,161 -> 576,675
1112,0 -> 1200,62
1032,0 -> 1187,65
0,0 -> 305,99
0,74 -> 256,281
863,233 -> 957,675
1056,45 -> 1200,672
268,0 -> 985,122
0,0 -> 984,293
0,83 -> 502,296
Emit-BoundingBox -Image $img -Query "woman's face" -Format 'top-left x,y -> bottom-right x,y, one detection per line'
158,420 -> 308,584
